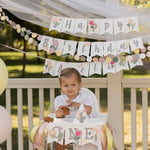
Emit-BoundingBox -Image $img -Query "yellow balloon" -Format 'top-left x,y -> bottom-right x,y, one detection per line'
0,58 -> 8,95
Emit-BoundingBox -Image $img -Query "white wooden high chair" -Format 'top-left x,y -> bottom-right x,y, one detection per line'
49,87 -> 108,150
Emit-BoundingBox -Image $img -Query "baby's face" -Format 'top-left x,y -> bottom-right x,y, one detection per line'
60,75 -> 81,99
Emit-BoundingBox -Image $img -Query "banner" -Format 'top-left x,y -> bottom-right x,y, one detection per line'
49,16 -> 139,35
38,36 -> 144,60
43,54 -> 143,76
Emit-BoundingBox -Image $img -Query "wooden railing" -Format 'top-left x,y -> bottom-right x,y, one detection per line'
1,77 -> 150,150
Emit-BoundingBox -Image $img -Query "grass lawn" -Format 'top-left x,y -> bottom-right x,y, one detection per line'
0,50 -> 150,149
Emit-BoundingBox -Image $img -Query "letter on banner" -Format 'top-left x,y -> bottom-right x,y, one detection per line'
49,16 -> 63,32
38,36 -> 53,51
82,125 -> 98,146
76,63 -> 89,77
88,19 -> 100,35
47,124 -> 64,145
103,60 -> 116,75
113,18 -> 125,34
77,42 -> 90,57
89,62 -> 101,76
64,125 -> 82,145
100,19 -> 113,35
130,37 -> 144,52
74,19 -> 87,34
124,17 -> 139,33
116,40 -> 130,55
53,62 -> 65,76
62,40 -> 77,55
91,42 -> 104,57
115,57 -> 129,73
103,41 -> 117,56
128,54 -> 143,69
43,59 -> 56,76
62,18 -> 75,33
51,38 -> 65,53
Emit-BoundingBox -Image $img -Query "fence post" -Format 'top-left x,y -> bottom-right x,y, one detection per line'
107,71 -> 124,150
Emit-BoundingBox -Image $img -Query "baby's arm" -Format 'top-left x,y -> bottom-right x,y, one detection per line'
56,106 -> 65,118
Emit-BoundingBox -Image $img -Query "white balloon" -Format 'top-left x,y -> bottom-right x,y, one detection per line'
0,106 -> 12,144
0,58 -> 8,95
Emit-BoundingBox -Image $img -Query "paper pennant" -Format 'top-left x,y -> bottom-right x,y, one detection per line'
113,18 -> 125,34
62,40 -> 77,55
49,16 -> 63,32
81,125 -> 98,145
103,60 -> 116,75
89,62 -> 101,76
64,125 -> 82,145
128,54 -> 143,69
62,18 -> 75,33
100,19 -> 113,35
76,63 -> 89,77
38,36 -> 53,51
115,57 -> 129,72
47,123 -> 65,145
52,38 -> 65,53
73,102 -> 89,124
103,41 -> 117,56
130,37 -> 144,52
91,42 -> 104,57
74,19 -> 87,34
88,19 -> 100,35
43,59 -> 56,76
124,17 -> 139,33
116,40 -> 130,54
77,42 -> 90,57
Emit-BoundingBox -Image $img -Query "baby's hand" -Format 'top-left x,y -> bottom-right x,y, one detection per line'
67,101 -> 80,109
58,106 -> 65,113
56,106 -> 65,118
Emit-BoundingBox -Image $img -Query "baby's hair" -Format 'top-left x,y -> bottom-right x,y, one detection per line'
59,68 -> 81,84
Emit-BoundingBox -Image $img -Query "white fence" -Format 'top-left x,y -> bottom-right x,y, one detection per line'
1,75 -> 150,150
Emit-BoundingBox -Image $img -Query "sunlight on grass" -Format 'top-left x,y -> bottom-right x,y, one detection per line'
124,74 -> 150,78
25,65 -> 44,73
124,107 -> 150,150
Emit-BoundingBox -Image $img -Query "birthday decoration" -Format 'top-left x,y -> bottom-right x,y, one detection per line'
49,16 -> 139,35
0,106 -> 12,144
0,7 -> 150,76
38,35 -> 144,60
0,58 -> 8,95
29,120 -> 116,150
73,102 -> 89,124
43,53 -> 144,76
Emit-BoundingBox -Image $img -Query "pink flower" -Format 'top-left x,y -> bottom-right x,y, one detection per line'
141,47 -> 146,53
110,61 -> 114,65
53,40 -> 59,46
146,52 -> 150,57
49,48 -> 54,53
89,21 -> 94,26
147,46 -> 150,51
99,57 -> 105,63
76,130 -> 81,137
37,35 -> 42,41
